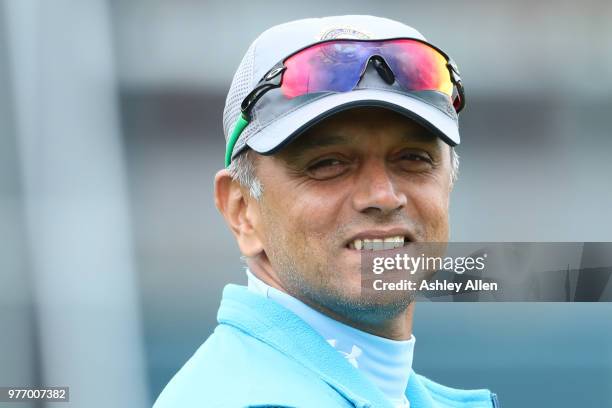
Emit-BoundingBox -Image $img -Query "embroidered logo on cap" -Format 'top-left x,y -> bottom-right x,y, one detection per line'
318,26 -> 371,41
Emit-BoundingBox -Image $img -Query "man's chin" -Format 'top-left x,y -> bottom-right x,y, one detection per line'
306,279 -> 414,326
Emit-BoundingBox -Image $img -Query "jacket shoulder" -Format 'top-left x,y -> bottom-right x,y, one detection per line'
153,324 -> 352,408
411,373 -> 499,408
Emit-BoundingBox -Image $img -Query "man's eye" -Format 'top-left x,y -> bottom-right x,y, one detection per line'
402,154 -> 430,162
397,153 -> 434,171
306,158 -> 349,179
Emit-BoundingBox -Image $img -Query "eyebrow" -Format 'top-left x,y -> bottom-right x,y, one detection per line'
282,130 -> 439,162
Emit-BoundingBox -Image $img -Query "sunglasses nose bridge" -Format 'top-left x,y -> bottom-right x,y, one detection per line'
364,54 -> 396,85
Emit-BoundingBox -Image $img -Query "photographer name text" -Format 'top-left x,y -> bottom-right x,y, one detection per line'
372,279 -> 498,292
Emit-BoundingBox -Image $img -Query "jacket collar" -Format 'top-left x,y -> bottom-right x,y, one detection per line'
217,284 -> 394,408
217,284 -> 496,408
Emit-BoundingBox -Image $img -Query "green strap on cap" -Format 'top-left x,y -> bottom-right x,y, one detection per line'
225,114 -> 249,167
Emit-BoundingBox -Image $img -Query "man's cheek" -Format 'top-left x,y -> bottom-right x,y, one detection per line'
428,206 -> 449,241
288,206 -> 333,240
415,194 -> 449,239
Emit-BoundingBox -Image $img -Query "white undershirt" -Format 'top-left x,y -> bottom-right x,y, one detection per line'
247,270 -> 413,408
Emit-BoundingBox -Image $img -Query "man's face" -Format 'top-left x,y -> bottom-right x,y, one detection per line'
251,107 -> 453,321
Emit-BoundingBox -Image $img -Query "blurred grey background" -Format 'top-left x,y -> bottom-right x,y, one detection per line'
1,0 -> 611,407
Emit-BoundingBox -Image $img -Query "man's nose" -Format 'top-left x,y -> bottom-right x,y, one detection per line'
351,160 -> 407,214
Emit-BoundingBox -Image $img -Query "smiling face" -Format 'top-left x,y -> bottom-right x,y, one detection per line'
244,107 -> 453,324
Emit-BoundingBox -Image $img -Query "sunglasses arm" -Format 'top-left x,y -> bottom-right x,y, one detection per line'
446,58 -> 466,112
226,64 -> 286,167
240,63 -> 286,118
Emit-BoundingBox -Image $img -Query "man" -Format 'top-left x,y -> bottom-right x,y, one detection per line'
155,15 -> 499,408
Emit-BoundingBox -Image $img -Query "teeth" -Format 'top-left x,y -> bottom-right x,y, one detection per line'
372,238 -> 383,250
383,237 -> 398,250
349,235 -> 405,251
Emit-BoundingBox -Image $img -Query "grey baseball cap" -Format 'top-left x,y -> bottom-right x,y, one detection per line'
222,15 -> 462,164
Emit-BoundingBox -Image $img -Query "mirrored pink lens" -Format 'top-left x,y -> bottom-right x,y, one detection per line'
280,39 -> 454,101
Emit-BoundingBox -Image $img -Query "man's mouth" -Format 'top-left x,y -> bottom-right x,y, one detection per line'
346,235 -> 410,251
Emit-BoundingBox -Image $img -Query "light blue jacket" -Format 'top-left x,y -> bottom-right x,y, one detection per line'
154,285 -> 499,408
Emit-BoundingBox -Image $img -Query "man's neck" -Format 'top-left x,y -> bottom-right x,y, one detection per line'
247,257 -> 414,341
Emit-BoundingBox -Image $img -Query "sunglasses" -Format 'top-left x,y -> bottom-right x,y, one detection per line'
226,38 -> 465,167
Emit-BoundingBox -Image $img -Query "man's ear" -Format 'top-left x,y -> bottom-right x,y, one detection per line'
214,169 -> 263,257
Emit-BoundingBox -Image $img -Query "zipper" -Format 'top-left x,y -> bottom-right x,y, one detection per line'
491,392 -> 500,408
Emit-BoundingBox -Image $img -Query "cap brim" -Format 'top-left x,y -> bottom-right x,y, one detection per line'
245,89 -> 460,155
